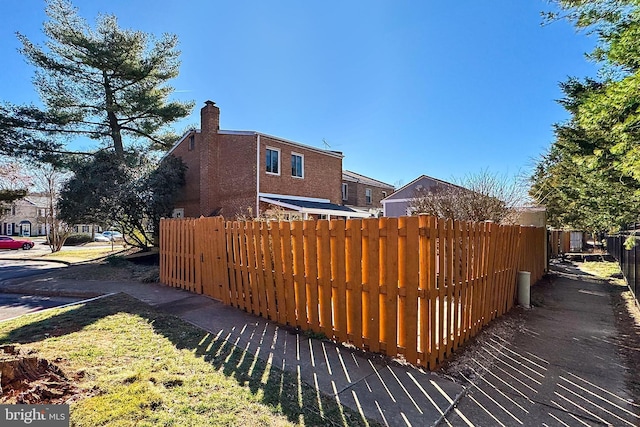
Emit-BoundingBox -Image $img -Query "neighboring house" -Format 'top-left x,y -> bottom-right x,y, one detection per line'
382,174 -> 460,217
168,101 -> 370,220
341,170 -> 394,217
1,195 -> 101,237
1,196 -> 48,236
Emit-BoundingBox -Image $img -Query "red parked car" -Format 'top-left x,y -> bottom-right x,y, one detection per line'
0,236 -> 35,250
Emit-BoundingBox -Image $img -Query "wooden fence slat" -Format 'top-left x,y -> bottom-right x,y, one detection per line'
270,222 -> 287,325
317,220 -> 333,337
245,221 -> 261,315
280,222 -> 296,326
331,219 -> 347,343
292,221 -> 306,328
346,219 -> 363,347
367,218 -> 380,353
303,220 -> 320,332
260,222 -> 277,320
403,216 -> 419,364
382,217 -> 398,357
451,219 -> 460,351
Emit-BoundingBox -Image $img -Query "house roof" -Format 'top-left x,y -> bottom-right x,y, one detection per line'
165,129 -> 343,160
382,174 -> 463,202
260,196 -> 372,218
342,170 -> 395,189
21,196 -> 49,207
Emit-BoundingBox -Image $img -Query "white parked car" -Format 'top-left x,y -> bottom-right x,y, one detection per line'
94,234 -> 111,242
102,231 -> 124,242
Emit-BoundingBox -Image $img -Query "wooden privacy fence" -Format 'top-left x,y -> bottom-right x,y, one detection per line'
160,216 -> 546,370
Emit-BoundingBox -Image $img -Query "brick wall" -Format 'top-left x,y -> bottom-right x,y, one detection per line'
343,180 -> 392,208
217,133 -> 257,218
259,135 -> 342,205
170,131 -> 202,218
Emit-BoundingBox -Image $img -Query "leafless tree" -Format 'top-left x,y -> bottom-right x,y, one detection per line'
32,164 -> 73,252
408,170 -> 527,224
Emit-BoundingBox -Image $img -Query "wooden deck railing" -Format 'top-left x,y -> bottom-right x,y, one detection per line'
160,216 -> 546,369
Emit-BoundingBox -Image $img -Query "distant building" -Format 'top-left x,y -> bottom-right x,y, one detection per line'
341,170 -> 395,217
1,196 -> 48,236
381,175 -> 459,217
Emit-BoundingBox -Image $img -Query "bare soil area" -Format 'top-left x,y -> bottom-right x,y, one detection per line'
0,345 -> 88,404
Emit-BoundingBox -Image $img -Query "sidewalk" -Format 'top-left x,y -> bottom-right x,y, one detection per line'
444,261 -> 640,426
0,271 -> 465,427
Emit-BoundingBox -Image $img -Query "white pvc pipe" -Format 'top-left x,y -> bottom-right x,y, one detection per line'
518,271 -> 531,309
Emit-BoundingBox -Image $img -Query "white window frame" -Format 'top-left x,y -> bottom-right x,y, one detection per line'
365,188 -> 372,204
342,183 -> 348,201
291,152 -> 304,178
266,147 -> 281,176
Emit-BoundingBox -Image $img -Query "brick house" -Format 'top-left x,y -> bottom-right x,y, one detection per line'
382,175 -> 460,217
168,101 -> 370,220
341,170 -> 394,217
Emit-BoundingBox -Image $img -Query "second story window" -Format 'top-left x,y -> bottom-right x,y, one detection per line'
291,153 -> 303,178
188,134 -> 195,151
342,183 -> 348,201
266,147 -> 280,175
365,188 -> 372,205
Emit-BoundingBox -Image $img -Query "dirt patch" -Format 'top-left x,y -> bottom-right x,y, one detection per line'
0,345 -> 87,404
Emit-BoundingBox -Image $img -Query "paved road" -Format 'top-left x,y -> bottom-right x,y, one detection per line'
0,259 -> 67,281
0,293 -> 81,321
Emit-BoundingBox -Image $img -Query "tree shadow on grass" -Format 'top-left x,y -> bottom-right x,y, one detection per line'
0,293 -> 376,427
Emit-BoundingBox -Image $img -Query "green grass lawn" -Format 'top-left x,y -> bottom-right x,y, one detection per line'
577,260 -> 625,284
0,294 -> 372,427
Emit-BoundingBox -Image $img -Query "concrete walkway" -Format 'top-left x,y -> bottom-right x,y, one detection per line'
0,270 -> 465,427
444,262 -> 640,426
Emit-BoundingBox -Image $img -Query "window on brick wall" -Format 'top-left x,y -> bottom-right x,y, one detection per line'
266,147 -> 280,175
382,191 -> 387,199
365,188 -> 372,204
188,134 -> 195,151
342,183 -> 348,201
291,152 -> 303,178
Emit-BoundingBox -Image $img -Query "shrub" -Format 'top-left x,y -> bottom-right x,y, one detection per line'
63,233 -> 93,246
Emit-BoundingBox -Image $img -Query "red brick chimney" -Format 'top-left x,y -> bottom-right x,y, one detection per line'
201,100 -> 220,132
199,101 -> 220,215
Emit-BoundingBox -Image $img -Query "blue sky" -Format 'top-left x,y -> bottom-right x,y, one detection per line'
0,0 -> 598,188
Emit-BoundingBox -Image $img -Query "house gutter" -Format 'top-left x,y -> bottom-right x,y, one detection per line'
256,134 -> 261,217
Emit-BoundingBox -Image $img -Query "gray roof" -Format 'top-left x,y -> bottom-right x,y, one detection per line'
342,170 -> 395,189
265,197 -> 358,213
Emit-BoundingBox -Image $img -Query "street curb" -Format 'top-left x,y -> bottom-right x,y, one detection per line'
0,292 -> 118,323
0,287 -> 104,299
0,257 -> 72,266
